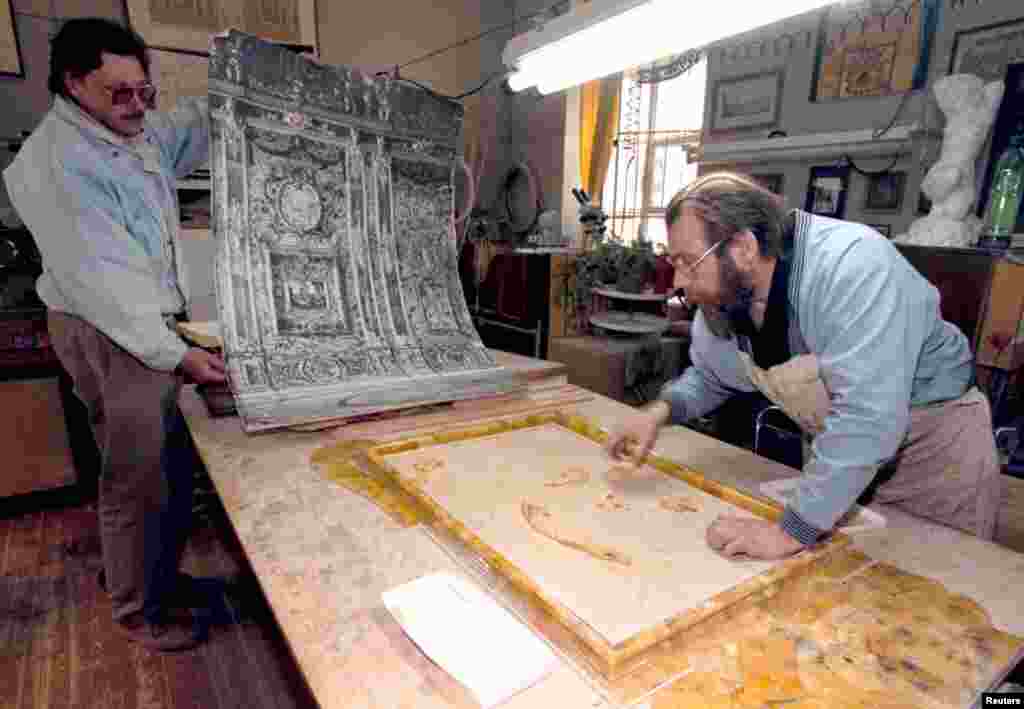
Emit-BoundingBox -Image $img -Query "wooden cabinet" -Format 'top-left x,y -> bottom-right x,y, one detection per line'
895,246 -> 1024,369
975,257 -> 1024,372
1,377 -> 76,498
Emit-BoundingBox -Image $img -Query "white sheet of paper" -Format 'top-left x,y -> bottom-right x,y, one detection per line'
382,572 -> 558,708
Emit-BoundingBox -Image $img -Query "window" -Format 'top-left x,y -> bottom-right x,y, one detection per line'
602,56 -> 707,250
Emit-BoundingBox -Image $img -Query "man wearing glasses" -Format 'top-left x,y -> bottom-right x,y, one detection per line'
607,172 -> 1002,560
4,18 -> 225,650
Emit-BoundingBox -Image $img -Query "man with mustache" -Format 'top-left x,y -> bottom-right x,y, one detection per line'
606,172 -> 1002,559
4,18 -> 225,650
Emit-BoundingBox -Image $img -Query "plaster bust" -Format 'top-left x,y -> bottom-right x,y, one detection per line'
898,74 -> 1004,247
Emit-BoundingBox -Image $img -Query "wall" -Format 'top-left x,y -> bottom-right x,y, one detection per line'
0,0 -> 124,208
319,0 -> 575,223
699,0 -> 1024,236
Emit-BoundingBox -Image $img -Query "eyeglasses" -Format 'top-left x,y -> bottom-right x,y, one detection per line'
670,234 -> 732,307
104,83 -> 157,106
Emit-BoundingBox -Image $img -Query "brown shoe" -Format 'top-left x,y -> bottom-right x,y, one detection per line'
115,612 -> 203,652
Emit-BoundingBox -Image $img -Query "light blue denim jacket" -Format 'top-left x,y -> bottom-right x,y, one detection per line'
3,96 -> 209,371
660,211 -> 974,542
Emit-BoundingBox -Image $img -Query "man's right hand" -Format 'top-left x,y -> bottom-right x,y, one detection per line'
180,348 -> 227,385
605,400 -> 671,466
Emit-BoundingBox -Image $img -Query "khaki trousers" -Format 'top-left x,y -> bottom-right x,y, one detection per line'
48,311 -> 196,621
870,387 -> 1003,540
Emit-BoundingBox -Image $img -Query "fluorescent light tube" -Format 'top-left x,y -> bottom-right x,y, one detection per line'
505,0 -> 839,94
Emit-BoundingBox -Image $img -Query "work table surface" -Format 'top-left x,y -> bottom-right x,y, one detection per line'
181,352 -> 1024,708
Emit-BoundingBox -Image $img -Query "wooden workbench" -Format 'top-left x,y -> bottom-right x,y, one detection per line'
180,350 -> 1024,708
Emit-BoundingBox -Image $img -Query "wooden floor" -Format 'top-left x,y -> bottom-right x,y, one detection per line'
0,488 -> 319,709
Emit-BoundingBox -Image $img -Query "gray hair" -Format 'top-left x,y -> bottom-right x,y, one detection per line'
664,172 -> 787,259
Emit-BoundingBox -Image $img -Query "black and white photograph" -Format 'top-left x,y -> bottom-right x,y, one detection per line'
710,71 -> 783,132
805,166 -> 849,218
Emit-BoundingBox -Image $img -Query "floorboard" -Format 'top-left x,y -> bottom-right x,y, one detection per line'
0,493 -> 319,709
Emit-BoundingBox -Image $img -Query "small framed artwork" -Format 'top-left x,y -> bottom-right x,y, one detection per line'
866,223 -> 891,237
751,173 -> 784,196
949,18 -> 1024,83
805,166 -> 849,219
864,171 -> 907,212
710,71 -> 783,132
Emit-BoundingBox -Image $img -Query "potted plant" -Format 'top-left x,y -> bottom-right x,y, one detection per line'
570,232 -> 662,333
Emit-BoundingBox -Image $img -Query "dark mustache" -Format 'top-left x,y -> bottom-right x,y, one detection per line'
125,113 -> 144,120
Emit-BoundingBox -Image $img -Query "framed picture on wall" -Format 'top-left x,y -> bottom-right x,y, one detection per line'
864,171 -> 907,212
866,223 -> 891,237
751,173 -> 784,196
0,0 -> 24,77
949,18 -> 1024,83
805,166 -> 849,218
810,0 -> 937,102
125,0 -> 318,54
710,71 -> 783,132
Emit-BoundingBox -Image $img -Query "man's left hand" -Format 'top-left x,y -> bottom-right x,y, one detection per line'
705,515 -> 805,560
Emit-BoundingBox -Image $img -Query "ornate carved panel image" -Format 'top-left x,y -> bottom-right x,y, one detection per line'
209,31 -> 517,431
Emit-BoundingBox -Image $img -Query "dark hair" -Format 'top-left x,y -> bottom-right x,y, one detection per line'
48,18 -> 150,98
665,172 -> 787,259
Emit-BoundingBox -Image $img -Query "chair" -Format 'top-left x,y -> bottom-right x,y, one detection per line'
996,415 -> 1024,478
753,405 -> 804,469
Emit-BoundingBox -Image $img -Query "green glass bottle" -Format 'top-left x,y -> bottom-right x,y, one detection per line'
980,135 -> 1024,250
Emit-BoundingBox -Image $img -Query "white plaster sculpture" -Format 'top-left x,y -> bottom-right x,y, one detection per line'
897,74 -> 1004,248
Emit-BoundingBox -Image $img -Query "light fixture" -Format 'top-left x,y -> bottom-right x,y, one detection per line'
503,0 -> 839,95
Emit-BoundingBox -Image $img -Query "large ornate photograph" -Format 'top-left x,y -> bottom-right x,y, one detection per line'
0,0 -> 23,77
126,0 -> 318,54
209,31 -> 515,431
949,19 -> 1024,83
710,71 -> 783,132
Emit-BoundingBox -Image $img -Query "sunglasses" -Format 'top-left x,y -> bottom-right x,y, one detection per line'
104,83 -> 157,107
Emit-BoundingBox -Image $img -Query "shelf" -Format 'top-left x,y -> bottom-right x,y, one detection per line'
589,311 -> 669,335
592,287 -> 669,302
700,123 -> 920,166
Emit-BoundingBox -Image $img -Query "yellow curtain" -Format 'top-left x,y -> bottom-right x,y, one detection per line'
579,75 -> 621,204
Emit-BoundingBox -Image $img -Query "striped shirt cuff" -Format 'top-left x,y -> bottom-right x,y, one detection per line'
780,506 -> 825,546
657,385 -> 687,425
